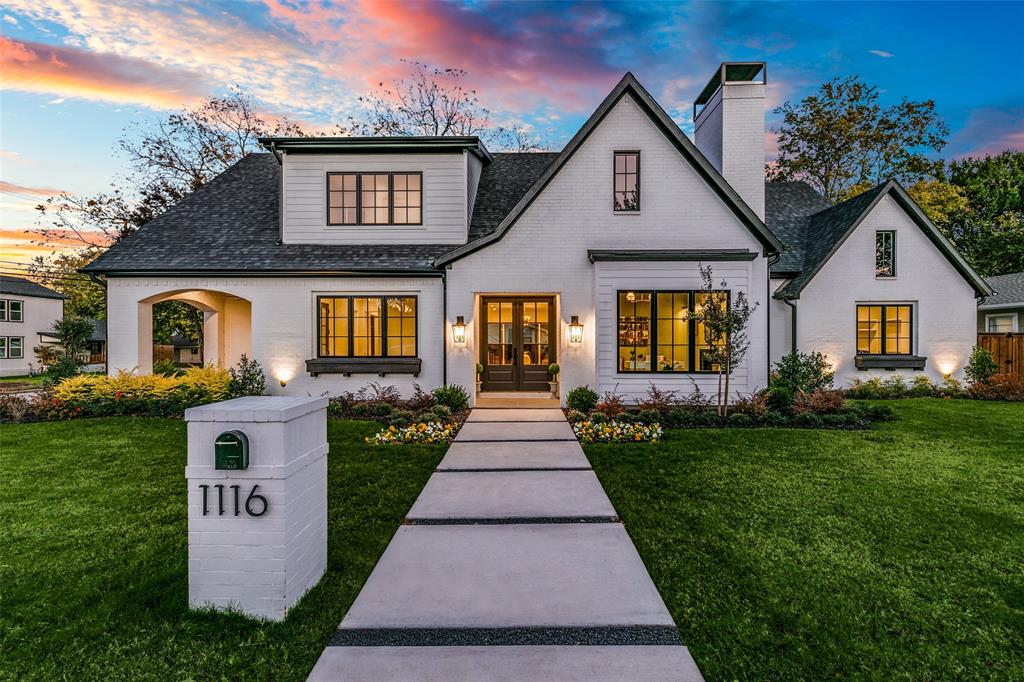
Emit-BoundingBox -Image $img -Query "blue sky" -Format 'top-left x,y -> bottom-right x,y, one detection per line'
1,0 -> 1022,262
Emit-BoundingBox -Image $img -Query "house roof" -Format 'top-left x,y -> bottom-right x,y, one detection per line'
436,72 -> 784,266
0,275 -> 66,300
981,272 -> 1024,308
771,180 -> 992,300
469,152 -> 560,241
764,181 -> 832,274
258,135 -> 492,162
84,154 -> 451,275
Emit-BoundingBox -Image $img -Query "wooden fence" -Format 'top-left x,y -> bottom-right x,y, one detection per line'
977,333 -> 1023,380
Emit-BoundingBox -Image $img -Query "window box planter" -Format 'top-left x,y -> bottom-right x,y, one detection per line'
306,357 -> 422,377
855,355 -> 926,371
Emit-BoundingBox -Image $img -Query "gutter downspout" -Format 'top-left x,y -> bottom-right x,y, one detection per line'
783,298 -> 797,355
442,267 -> 448,387
766,253 -> 780,386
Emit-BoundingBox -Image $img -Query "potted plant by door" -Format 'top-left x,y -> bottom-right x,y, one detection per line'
475,362 -> 484,395
547,363 -> 560,397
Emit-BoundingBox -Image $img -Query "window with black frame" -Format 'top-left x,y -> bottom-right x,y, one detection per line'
318,296 -> 417,358
617,290 -> 726,373
327,172 -> 423,226
613,152 -> 639,211
875,231 -> 896,277
857,304 -> 911,355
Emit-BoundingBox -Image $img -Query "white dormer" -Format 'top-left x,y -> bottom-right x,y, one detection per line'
260,137 -> 492,246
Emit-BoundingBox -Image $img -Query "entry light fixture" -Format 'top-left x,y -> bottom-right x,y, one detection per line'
569,315 -> 584,344
452,316 -> 467,345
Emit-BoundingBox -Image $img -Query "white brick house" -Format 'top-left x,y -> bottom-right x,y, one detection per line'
87,64 -> 990,403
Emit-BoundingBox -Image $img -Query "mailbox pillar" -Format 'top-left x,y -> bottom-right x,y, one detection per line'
184,396 -> 329,621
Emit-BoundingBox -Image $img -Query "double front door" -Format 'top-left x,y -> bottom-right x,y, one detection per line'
481,297 -> 555,392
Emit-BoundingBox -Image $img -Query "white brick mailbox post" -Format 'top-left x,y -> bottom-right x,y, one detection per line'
184,396 -> 329,621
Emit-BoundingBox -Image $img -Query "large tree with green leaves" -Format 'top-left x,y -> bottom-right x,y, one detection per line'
769,76 -> 948,201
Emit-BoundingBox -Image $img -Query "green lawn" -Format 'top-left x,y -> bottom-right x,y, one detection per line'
0,417 -> 444,680
586,399 -> 1024,680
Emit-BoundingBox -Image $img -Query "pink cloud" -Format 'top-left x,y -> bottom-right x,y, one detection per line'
949,106 -> 1024,158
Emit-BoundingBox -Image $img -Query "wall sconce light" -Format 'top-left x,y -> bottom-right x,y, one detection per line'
569,315 -> 584,344
274,366 -> 295,388
452,316 -> 467,345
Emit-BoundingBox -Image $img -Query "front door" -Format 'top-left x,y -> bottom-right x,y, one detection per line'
481,297 -> 555,391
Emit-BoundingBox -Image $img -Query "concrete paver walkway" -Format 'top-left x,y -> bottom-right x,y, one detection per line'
309,408 -> 703,681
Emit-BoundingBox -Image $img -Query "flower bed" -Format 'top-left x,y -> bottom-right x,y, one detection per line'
328,382 -> 470,426
573,420 -> 663,443
365,420 -> 459,445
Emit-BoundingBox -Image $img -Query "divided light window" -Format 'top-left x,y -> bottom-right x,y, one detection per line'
875,230 -> 896,277
0,299 -> 23,322
0,336 -> 23,359
613,151 -> 639,212
857,304 -> 912,355
617,290 -> 727,373
318,296 -> 417,358
327,172 -> 422,226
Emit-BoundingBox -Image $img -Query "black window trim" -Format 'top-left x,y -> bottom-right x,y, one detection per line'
315,294 -> 419,359
616,288 -> 730,375
875,230 -> 896,278
613,150 -> 641,213
855,303 -> 913,356
325,171 -> 424,227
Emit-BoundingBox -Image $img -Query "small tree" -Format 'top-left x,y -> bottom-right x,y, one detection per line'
964,345 -> 999,386
42,316 -> 95,384
696,266 -> 759,416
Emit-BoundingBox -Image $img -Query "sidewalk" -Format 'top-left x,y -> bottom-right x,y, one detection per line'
308,408 -> 703,681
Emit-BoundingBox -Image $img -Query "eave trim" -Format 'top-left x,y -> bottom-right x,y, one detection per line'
587,249 -> 759,263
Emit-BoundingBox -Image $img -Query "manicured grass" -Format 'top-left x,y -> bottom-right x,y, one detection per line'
0,417 -> 444,680
586,399 -> 1024,680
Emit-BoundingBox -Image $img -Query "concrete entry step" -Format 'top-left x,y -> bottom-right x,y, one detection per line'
456,421 -> 576,442
467,408 -> 566,422
406,470 -> 617,522
308,645 -> 704,681
438,441 -> 590,471
338,524 -> 675,630
475,393 -> 561,409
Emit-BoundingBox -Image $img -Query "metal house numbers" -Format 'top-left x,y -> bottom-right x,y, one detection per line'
200,430 -> 267,517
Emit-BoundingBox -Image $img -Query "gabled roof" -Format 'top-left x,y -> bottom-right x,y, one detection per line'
470,152 -> 559,241
980,272 -> 1024,308
764,181 -> 831,274
0,275 -> 66,299
435,72 -> 784,266
773,180 -> 992,299
84,154 -> 451,275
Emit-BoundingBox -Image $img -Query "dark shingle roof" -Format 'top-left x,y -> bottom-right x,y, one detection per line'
85,154 -> 451,274
0,275 -> 66,299
764,182 -> 831,273
470,152 -> 559,241
982,272 -> 1024,307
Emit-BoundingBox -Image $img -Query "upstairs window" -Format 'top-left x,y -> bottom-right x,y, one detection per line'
613,151 -> 639,212
857,304 -> 912,355
318,296 -> 417,358
0,299 -> 22,322
875,230 -> 896,277
327,172 -> 423,226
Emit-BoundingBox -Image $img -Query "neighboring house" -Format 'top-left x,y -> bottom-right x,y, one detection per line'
978,272 -> 1024,333
0,275 -> 66,377
85,63 -> 990,402
154,334 -> 202,365
37,317 -> 108,371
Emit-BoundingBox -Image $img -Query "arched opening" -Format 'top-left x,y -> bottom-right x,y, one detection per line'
136,289 -> 252,374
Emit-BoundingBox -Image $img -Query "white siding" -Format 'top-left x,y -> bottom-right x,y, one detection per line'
466,151 -> 483,220
0,294 -> 63,376
797,194 -> 978,384
445,93 -> 771,404
107,276 -> 444,397
769,278 -> 792,365
282,153 -> 468,245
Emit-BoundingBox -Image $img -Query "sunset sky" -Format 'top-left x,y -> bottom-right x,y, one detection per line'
1,0 -> 1022,267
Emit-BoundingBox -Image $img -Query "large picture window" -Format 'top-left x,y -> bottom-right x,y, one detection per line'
327,172 -> 423,226
318,296 -> 417,358
617,290 -> 727,373
613,151 -> 639,212
875,231 -> 896,277
857,304 -> 912,355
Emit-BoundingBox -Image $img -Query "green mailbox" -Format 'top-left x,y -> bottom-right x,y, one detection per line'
214,430 -> 249,470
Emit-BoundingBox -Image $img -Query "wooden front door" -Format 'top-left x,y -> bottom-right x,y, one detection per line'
480,297 -> 555,391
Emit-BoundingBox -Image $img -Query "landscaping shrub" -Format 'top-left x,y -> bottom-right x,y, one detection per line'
406,383 -> 436,411
227,354 -> 266,397
635,409 -> 662,425
358,382 -> 403,405
431,384 -> 469,412
732,392 -> 770,417
152,359 -> 183,377
573,420 -> 663,443
771,351 -> 835,395
566,385 -> 600,413
966,375 -> 1024,401
429,404 -> 452,419
386,409 -> 415,427
0,394 -> 31,422
564,408 -> 586,423
594,388 -> 627,418
964,345 -> 999,386
792,389 -> 846,415
49,367 -> 231,418
908,375 -> 937,397
635,383 -> 678,411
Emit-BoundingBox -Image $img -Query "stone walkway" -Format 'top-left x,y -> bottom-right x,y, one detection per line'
308,408 -> 703,681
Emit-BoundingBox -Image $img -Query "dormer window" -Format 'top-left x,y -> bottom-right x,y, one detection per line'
875,230 -> 896,277
613,151 -> 639,212
327,172 -> 422,226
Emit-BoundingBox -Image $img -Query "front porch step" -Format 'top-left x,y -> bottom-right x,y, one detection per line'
475,392 -> 560,409
309,645 -> 704,681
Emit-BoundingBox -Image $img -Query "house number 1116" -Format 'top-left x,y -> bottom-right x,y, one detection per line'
198,484 -> 268,517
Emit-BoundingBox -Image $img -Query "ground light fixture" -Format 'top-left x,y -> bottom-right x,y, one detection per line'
452,316 -> 467,344
569,315 -> 584,344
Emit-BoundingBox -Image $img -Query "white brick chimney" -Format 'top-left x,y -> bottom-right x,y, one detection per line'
694,62 -> 766,220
